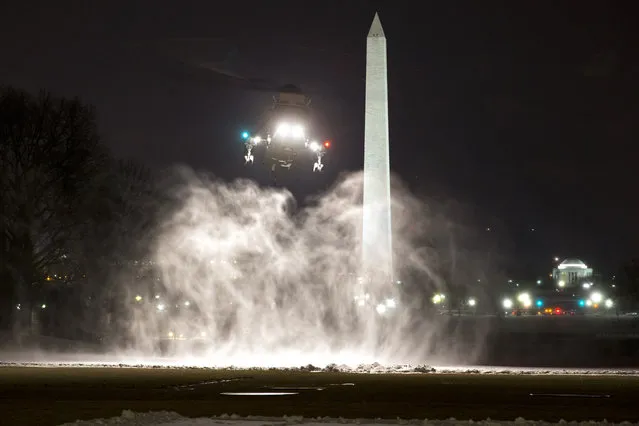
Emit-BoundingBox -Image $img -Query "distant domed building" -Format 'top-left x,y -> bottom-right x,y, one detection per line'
552,258 -> 593,288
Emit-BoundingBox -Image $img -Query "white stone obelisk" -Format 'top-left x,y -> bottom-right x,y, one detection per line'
362,12 -> 393,281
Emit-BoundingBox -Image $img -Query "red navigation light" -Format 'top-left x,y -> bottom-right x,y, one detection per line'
324,140 -> 331,148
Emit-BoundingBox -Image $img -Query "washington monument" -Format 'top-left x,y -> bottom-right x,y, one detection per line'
362,12 -> 393,281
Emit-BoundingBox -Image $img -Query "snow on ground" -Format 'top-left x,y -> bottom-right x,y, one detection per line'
1,360 -> 639,376
57,411 -> 639,426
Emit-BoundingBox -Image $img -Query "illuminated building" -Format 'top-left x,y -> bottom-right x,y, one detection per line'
552,258 -> 593,288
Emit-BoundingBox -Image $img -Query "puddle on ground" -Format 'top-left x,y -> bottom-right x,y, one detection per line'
170,377 -> 251,391
529,393 -> 611,398
221,392 -> 298,396
169,379 -> 352,394
268,386 -> 325,391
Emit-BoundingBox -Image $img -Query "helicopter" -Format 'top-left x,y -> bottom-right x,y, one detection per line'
241,83 -> 330,176
147,40 -> 334,183
189,59 -> 332,183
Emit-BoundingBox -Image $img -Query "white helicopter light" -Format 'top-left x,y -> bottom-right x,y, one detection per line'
276,123 -> 290,137
292,125 -> 304,138
309,141 -> 320,152
252,136 -> 262,143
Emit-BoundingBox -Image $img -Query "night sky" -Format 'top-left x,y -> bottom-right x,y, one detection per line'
1,1 -> 638,277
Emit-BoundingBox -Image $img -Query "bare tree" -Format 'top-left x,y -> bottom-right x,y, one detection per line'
0,87 -> 108,331
71,158 -> 155,266
34,155 -> 157,341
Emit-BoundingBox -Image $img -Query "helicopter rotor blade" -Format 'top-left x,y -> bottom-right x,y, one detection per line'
196,61 -> 246,80
192,61 -> 285,93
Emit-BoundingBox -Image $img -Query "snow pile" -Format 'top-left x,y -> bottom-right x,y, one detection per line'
57,411 -> 639,426
0,361 -> 224,369
299,363 -> 436,373
3,360 -> 639,376
0,361 -> 639,376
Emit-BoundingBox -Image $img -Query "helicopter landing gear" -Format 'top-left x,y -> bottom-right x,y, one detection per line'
244,143 -> 254,164
313,152 -> 325,172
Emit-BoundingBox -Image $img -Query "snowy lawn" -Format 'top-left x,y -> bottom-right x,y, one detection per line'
59,411 -> 639,426
0,366 -> 638,425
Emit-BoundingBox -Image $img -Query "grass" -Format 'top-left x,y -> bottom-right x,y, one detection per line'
1,367 -> 638,425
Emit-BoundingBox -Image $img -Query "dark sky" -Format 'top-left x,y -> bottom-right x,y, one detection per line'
1,1 -> 638,277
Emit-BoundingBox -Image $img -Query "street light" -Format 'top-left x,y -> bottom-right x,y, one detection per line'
432,294 -> 445,304
517,292 -> 531,308
590,292 -> 603,303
